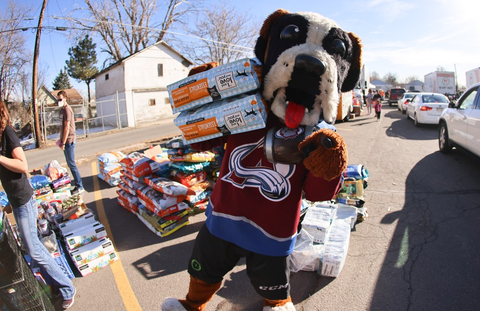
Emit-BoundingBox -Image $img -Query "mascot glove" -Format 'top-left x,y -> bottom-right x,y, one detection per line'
298,129 -> 348,181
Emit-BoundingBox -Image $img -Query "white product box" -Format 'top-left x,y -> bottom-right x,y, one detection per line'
68,237 -> 115,268
76,251 -> 119,276
63,221 -> 108,250
58,213 -> 96,236
302,203 -> 337,244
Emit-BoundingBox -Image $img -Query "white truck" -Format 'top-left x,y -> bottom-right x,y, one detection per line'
424,71 -> 456,95
336,91 -> 354,122
354,64 -> 370,106
466,67 -> 480,88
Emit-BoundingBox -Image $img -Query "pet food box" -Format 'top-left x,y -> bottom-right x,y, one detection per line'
58,213 -> 96,236
76,251 -> 119,277
63,221 -> 108,250
302,202 -> 337,244
167,58 -> 262,113
69,237 -> 115,268
174,91 -> 268,144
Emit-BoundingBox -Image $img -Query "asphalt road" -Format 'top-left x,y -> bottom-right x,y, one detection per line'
27,104 -> 480,310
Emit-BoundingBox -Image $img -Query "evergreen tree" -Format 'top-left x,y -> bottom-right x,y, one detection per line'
65,35 -> 98,103
52,68 -> 73,90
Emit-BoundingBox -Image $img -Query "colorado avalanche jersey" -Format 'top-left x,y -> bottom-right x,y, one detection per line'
192,114 -> 342,257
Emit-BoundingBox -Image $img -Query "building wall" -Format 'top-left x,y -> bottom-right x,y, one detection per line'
94,43 -> 190,127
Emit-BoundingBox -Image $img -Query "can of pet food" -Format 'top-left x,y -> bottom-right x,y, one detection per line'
45,207 -> 56,223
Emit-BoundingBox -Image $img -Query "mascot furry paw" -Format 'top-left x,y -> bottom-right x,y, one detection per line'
162,9 -> 362,311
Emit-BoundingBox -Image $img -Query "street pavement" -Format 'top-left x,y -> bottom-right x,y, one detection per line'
21,104 -> 480,310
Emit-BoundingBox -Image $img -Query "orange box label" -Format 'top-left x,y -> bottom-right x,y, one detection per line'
178,117 -> 219,141
171,78 -> 209,108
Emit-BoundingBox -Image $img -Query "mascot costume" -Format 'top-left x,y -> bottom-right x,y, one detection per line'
162,9 -> 362,311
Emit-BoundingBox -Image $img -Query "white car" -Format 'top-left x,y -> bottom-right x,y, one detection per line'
406,93 -> 450,126
398,92 -> 417,114
439,83 -> 480,156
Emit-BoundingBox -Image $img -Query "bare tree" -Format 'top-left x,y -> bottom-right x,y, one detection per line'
0,1 -> 32,102
71,0 -> 199,64
383,72 -> 398,86
405,75 -> 419,84
370,71 -> 380,82
176,3 -> 259,65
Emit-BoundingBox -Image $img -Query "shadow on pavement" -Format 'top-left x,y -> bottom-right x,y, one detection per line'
370,150 -> 480,310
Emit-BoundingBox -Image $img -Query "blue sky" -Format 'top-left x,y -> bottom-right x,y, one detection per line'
2,0 -> 479,97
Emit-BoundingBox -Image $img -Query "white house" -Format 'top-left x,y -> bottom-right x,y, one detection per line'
405,80 -> 424,92
370,80 -> 393,91
93,41 -> 193,127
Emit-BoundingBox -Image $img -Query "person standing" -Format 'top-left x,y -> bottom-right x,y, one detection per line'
373,91 -> 382,120
57,90 -> 84,195
0,100 -> 76,309
366,88 -> 374,115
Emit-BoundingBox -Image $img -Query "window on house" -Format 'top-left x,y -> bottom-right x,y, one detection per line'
105,74 -> 109,80
157,64 -> 163,77
149,99 -> 156,106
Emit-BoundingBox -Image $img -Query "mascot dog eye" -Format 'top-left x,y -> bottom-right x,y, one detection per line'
255,10 -> 362,128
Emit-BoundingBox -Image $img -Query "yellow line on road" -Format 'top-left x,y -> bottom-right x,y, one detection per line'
91,162 -> 142,311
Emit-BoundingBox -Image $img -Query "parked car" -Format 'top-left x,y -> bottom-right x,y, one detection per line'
439,83 -> 480,156
406,93 -> 450,126
398,92 -> 417,114
388,88 -> 406,106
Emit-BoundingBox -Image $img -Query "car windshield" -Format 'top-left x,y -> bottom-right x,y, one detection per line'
421,95 -> 449,103
405,94 -> 415,99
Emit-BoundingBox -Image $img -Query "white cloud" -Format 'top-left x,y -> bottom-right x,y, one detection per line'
365,0 -> 415,19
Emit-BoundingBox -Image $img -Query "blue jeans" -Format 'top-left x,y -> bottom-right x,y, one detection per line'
64,142 -> 83,190
13,197 -> 75,300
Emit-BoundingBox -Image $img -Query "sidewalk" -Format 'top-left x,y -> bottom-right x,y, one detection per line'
25,117 -> 181,173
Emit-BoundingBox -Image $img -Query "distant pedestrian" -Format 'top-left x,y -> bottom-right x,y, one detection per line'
373,91 -> 382,120
57,90 -> 84,195
366,89 -> 374,115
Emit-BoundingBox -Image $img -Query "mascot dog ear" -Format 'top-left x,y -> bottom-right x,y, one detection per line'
254,9 -> 290,64
341,32 -> 363,92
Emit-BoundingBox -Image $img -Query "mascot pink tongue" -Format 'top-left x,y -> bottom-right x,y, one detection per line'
285,101 -> 305,129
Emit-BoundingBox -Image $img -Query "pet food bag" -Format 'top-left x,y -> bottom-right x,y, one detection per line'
167,58 -> 262,113
174,92 -> 268,144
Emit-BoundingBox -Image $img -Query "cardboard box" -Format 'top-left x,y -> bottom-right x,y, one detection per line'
302,203 -> 336,244
174,92 -> 267,144
63,221 -> 108,250
76,251 -> 119,277
69,237 -> 115,268
167,58 -> 262,113
58,212 -> 96,236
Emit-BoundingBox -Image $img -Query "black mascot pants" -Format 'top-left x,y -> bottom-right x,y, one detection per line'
188,224 -> 291,300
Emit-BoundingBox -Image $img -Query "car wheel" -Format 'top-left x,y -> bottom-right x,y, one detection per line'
402,109 -> 406,114
439,122 -> 452,153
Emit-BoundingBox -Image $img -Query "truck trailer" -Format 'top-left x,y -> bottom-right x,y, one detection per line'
466,67 -> 480,88
423,71 -> 456,95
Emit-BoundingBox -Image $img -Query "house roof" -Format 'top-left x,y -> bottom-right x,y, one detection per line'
406,80 -> 424,86
39,85 -> 83,101
371,79 -> 391,86
93,40 -> 193,79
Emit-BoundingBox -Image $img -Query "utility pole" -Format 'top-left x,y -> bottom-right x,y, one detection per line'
32,0 -> 48,148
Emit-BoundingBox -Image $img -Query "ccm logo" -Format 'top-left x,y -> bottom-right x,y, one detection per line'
258,283 -> 289,291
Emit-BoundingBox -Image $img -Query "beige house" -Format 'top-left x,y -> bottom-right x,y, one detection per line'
37,86 -> 84,107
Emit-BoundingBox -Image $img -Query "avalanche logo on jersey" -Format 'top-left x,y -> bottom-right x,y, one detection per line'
222,138 -> 295,201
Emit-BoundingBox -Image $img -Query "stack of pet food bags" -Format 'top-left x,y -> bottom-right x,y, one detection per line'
116,149 -> 170,215
97,151 -> 126,186
290,200 -> 357,278
57,212 -> 118,277
165,138 -> 216,214
336,164 -> 369,224
41,160 -> 73,201
167,58 -> 268,146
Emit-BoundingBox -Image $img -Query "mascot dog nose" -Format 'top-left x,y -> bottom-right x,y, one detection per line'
294,54 -> 326,76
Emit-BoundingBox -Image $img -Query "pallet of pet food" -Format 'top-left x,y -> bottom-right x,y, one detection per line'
97,151 -> 126,186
